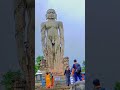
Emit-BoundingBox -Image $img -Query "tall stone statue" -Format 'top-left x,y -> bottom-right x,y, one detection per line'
41,9 -> 64,74
14,0 -> 34,90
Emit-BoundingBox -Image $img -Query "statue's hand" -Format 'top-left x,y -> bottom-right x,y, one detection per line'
60,37 -> 64,44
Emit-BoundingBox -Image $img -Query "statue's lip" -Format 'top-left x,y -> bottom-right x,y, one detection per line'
48,17 -> 55,19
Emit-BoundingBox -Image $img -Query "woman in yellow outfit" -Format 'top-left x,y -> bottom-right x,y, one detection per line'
45,72 -> 51,88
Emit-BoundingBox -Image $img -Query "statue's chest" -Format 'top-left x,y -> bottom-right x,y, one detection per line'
46,21 -> 58,29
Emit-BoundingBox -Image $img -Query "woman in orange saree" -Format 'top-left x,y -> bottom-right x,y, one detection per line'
45,72 -> 51,88
51,76 -> 54,88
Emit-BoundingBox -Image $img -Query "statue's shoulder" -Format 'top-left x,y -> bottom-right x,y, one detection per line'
57,21 -> 63,24
41,22 -> 46,26
41,22 -> 46,28
57,21 -> 63,26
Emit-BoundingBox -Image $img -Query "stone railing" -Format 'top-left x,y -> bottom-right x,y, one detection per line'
70,80 -> 85,90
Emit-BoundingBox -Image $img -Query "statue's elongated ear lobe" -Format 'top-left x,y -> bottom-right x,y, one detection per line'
46,14 -> 47,20
55,14 -> 57,20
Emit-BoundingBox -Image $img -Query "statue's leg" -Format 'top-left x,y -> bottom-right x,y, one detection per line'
26,8 -> 35,90
54,38 -> 61,72
47,39 -> 54,71
60,40 -> 64,74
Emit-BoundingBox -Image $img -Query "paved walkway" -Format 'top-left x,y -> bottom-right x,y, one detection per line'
35,80 -> 85,90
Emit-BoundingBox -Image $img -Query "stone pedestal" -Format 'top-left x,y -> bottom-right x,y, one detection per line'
39,57 -> 69,76
63,57 -> 69,70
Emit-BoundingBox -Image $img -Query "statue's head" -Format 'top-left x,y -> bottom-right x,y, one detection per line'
46,9 -> 57,20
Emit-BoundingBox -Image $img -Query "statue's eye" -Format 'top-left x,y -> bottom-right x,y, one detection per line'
48,12 -> 50,14
51,11 -> 54,14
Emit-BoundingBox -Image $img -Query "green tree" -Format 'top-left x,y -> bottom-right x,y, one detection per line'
36,56 -> 44,66
82,60 -> 85,72
35,56 -> 44,74
82,60 -> 85,67
35,65 -> 39,74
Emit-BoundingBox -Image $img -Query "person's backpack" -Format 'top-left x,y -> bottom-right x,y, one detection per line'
74,63 -> 81,73
76,64 -> 81,73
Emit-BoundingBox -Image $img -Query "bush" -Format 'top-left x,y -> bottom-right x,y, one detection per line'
0,70 -> 22,90
114,82 -> 120,90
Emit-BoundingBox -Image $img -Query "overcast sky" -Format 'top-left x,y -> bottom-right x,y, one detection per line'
35,0 -> 85,67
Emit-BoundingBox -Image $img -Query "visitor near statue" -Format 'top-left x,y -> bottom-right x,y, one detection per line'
71,59 -> 82,82
64,66 -> 71,86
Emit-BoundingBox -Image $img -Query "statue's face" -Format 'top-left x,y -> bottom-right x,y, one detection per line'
46,9 -> 57,20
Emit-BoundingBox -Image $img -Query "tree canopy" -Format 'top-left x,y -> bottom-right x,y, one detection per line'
35,56 -> 44,74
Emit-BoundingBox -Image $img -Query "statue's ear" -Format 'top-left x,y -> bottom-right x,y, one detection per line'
46,14 -> 47,20
55,14 -> 57,20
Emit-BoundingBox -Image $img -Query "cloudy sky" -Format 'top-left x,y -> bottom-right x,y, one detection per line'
35,0 -> 85,67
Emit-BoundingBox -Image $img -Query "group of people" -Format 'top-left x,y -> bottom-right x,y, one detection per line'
44,60 -> 106,90
64,59 -> 85,86
45,72 -> 54,88
45,59 -> 85,88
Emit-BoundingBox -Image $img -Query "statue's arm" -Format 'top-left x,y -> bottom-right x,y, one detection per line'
58,21 -> 64,56
41,22 -> 46,52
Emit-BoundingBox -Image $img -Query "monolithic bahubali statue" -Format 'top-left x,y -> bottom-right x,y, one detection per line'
41,9 -> 64,73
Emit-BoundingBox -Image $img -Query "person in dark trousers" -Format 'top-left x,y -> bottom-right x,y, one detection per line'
64,66 -> 71,86
72,59 -> 82,82
93,79 -> 105,90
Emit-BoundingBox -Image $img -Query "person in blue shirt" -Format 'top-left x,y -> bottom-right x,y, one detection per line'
72,59 -> 82,82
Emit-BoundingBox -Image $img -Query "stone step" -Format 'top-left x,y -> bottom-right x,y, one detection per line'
39,86 -> 71,90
